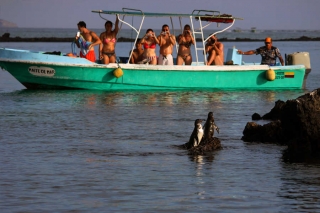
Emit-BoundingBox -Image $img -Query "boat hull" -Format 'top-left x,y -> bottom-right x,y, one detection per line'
0,48 -> 306,90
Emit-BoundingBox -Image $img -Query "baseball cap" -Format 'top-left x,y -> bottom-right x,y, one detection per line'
265,37 -> 272,43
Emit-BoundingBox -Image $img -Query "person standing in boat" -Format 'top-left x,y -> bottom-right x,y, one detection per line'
205,35 -> 224,66
237,37 -> 284,66
140,29 -> 160,65
75,21 -> 101,62
99,16 -> 119,64
129,38 -> 144,64
157,24 -> 176,65
176,24 -> 195,65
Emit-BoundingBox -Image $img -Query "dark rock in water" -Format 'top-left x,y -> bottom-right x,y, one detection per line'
251,112 -> 261,120
2,33 -> 10,38
242,88 -> 320,162
242,120 -> 285,144
178,137 -> 222,155
262,100 -> 286,120
188,137 -> 222,155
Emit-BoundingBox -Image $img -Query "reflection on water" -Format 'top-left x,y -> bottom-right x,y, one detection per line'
78,90 -> 227,107
60,89 -> 298,109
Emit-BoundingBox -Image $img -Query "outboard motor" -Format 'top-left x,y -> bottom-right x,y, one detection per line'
286,52 -> 311,73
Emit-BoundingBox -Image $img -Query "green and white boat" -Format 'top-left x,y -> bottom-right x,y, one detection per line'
0,8 -> 311,90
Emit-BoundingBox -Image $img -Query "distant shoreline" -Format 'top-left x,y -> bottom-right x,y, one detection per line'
1,36 -> 320,42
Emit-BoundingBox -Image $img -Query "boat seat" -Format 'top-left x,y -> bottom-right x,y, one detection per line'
226,48 -> 242,65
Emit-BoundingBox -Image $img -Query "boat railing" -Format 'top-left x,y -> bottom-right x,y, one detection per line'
118,9 -> 145,64
190,16 -> 206,65
191,9 -> 220,17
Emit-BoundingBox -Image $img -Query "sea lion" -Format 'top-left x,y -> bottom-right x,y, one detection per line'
188,119 -> 204,148
203,112 -> 219,140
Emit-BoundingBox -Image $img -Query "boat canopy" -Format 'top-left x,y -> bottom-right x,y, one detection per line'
92,9 -> 243,21
92,8 -> 243,64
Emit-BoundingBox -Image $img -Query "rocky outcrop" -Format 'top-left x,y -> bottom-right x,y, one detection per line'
178,137 -> 222,155
187,137 -> 222,155
242,88 -> 320,162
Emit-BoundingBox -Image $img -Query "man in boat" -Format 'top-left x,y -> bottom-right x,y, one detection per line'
237,37 -> 284,66
129,38 -> 145,64
157,24 -> 176,65
205,35 -> 224,66
75,21 -> 101,62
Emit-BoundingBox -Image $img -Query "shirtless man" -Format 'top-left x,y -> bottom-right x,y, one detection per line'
205,35 -> 224,65
75,21 -> 101,62
157,24 -> 176,65
129,38 -> 144,64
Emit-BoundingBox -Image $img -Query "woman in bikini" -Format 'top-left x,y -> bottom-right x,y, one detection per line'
99,16 -> 119,64
140,29 -> 159,65
176,24 -> 195,65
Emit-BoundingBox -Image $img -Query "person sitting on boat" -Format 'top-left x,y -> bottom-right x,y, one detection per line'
129,38 -> 145,64
237,37 -> 284,66
140,29 -> 159,65
205,35 -> 224,65
176,24 -> 195,65
99,16 -> 119,64
157,24 -> 176,65
74,21 -> 101,62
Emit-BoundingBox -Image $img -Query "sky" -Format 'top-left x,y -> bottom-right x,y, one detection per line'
1,0 -> 320,30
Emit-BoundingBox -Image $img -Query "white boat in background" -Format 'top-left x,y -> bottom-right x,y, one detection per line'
233,27 -> 242,33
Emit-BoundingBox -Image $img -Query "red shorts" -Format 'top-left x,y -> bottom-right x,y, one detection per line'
80,50 -> 96,62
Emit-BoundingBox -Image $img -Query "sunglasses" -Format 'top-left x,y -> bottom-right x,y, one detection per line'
265,42 -> 271,44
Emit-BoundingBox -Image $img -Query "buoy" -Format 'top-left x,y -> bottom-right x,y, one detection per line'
265,69 -> 275,81
113,68 -> 123,78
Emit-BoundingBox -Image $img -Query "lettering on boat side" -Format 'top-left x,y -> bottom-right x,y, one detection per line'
275,71 -> 285,80
28,66 -> 55,77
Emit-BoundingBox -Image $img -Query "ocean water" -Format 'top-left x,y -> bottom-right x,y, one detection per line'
1,38 -> 320,212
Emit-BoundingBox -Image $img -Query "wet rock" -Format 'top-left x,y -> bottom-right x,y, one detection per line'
242,120 -> 285,144
2,33 -> 10,38
242,88 -> 320,162
178,137 -> 222,155
188,137 -> 222,155
261,100 -> 286,119
251,112 -> 261,120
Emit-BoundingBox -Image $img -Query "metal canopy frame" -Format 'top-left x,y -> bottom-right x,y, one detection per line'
92,8 -> 243,64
